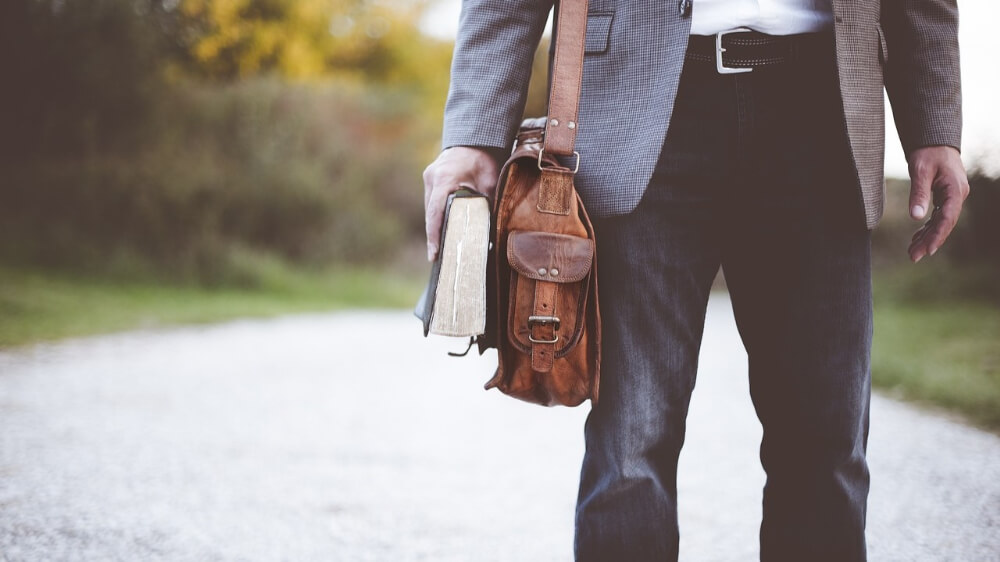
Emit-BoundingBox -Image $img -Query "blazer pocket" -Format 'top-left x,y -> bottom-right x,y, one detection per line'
876,23 -> 888,65
584,13 -> 614,54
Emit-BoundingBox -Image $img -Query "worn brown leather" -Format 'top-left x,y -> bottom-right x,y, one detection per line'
543,0 -> 588,156
474,0 -> 598,406
481,120 -> 601,407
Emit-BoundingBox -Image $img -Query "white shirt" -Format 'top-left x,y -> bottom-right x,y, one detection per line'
690,0 -> 834,36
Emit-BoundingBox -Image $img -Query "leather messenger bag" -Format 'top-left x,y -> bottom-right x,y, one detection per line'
477,0 -> 601,407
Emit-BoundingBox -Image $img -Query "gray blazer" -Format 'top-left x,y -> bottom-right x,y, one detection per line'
440,0 -> 962,229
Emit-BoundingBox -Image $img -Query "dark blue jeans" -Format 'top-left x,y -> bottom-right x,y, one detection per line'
574,33 -> 872,562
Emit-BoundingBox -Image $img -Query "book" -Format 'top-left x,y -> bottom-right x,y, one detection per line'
414,190 -> 491,338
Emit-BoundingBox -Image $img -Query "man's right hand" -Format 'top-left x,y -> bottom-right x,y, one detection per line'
422,146 -> 501,261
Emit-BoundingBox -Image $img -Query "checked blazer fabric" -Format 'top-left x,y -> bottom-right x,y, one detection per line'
441,0 -> 962,229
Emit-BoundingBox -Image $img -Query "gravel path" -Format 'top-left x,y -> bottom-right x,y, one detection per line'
1,294 -> 997,561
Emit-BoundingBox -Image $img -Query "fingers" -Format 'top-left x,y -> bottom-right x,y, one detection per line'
907,179 -> 967,263
907,207 -> 939,262
423,159 -> 467,261
423,147 -> 502,261
422,164 -> 449,261
422,164 -> 433,212
475,159 -> 502,201
424,175 -> 470,261
905,146 -> 970,263
424,184 -> 445,261
908,158 -> 933,220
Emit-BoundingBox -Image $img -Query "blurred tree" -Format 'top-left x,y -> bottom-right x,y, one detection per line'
0,0 -> 458,279
0,0 -> 454,158
171,0 -> 454,126
177,0 -> 334,78
173,0 -> 449,84
0,0 -> 176,160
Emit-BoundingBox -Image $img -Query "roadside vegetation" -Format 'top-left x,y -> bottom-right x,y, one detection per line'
873,296 -> 1000,431
0,0 -> 439,347
0,264 -> 423,348
870,178 -> 1000,431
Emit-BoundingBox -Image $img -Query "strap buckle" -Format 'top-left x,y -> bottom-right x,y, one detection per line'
527,315 -> 560,344
716,28 -> 754,74
537,148 -> 581,173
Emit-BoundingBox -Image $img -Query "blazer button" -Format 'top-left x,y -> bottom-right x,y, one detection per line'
678,0 -> 692,18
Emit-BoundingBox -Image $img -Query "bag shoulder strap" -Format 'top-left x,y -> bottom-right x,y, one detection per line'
543,0 -> 588,157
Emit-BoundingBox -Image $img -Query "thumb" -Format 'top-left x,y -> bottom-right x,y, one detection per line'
908,160 -> 934,220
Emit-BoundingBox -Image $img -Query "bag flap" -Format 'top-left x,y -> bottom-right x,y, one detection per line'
507,231 -> 594,283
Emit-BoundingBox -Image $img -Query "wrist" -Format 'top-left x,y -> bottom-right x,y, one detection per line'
907,144 -> 960,162
447,145 -> 508,168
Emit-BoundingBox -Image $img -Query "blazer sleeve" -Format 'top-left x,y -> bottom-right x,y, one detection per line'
881,0 -> 962,156
440,0 -> 554,152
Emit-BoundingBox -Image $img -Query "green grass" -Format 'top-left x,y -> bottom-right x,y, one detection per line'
4,262 -> 998,433
872,296 -> 1000,432
0,265 -> 424,348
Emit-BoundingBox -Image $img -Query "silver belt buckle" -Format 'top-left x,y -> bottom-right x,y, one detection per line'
716,27 -> 754,74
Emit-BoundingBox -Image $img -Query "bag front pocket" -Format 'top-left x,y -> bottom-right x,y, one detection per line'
506,230 -> 594,362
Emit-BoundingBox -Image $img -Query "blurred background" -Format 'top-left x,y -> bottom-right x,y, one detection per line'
0,0 -> 996,431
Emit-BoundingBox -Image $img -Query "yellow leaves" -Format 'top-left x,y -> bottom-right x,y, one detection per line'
177,0 -> 207,18
172,0 -> 454,122
207,0 -> 248,24
178,0 -> 329,79
280,34 -> 327,78
287,0 -> 327,24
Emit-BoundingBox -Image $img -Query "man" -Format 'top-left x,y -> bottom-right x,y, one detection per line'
423,0 -> 968,559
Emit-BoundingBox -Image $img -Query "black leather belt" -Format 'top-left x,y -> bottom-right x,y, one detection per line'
685,28 -> 832,74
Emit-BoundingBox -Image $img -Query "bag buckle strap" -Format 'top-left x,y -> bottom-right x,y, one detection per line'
528,281 -> 560,372
537,147 -> 581,174
528,315 -> 561,343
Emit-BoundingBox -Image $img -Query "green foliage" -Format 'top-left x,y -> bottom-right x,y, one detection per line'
0,0 -> 453,156
0,0 -> 174,160
959,171 -> 1000,266
872,173 -> 1000,302
0,79 -> 433,284
0,264 -> 423,348
872,298 -> 1000,431
0,0 -> 454,285
172,0 -> 449,85
871,172 -> 1000,432
875,262 -> 1000,305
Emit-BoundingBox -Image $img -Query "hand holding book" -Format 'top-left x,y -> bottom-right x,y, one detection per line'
422,146 -> 502,261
